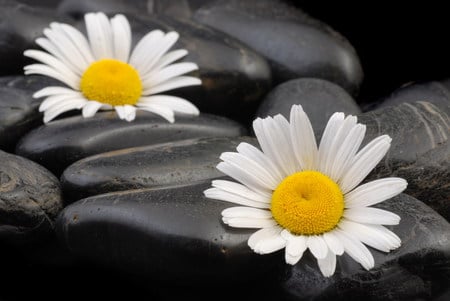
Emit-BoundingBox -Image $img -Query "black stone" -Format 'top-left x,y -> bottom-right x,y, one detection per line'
281,194 -> 450,301
192,0 -> 363,95
0,150 -> 62,244
55,181 -> 284,284
256,78 -> 361,133
359,102 -> 450,221
15,111 -> 247,176
0,0 -> 72,75
125,13 -> 272,124
376,80 -> 450,110
61,136 -> 257,204
57,0 -> 149,17
0,85 -> 40,152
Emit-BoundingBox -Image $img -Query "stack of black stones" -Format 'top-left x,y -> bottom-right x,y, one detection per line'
1,0 -> 449,300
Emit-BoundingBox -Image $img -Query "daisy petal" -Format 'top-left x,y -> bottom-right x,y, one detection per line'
216,162 -> 273,198
138,95 -> 199,115
151,49 -> 188,71
137,103 -> 175,123
222,217 -> 277,228
33,86 -> 80,98
323,231 -> 344,255
339,135 -> 392,193
236,143 -> 284,183
39,93 -> 83,112
252,116 -> 296,177
339,220 -> 401,252
321,115 -> 358,176
250,227 -> 286,254
43,98 -> 86,123
209,180 -> 270,204
248,226 -> 282,249
220,152 -> 279,190
289,105 -> 318,170
123,104 -> 136,122
318,112 -> 345,173
334,229 -> 374,270
115,106 -> 126,119
344,207 -> 400,225
129,29 -> 164,72
329,123 -> 366,182
345,178 -> 408,208
24,50 -> 79,85
24,64 -> 78,90
142,62 -> 199,88
85,12 -> 113,59
82,101 -> 103,118
281,230 -> 307,265
143,76 -> 201,95
140,32 -> 180,76
59,23 -> 95,64
317,249 -> 337,277
111,14 -> 131,62
307,235 -> 328,259
204,187 -> 270,209
222,207 -> 272,219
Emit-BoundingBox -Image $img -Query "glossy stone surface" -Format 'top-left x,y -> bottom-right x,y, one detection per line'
16,111 -> 247,176
61,136 -> 256,203
0,150 -> 62,244
281,194 -> 450,300
193,0 -> 363,95
359,102 -> 450,220
56,181 -> 284,283
57,0 -> 148,16
256,78 -> 361,133
376,80 -> 450,110
0,0 -> 70,75
125,13 -> 272,123
0,83 -> 41,151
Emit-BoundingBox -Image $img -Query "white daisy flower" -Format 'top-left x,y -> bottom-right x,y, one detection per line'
204,105 -> 407,277
23,12 -> 201,123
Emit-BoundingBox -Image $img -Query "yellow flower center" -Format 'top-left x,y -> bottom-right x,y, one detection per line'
80,59 -> 142,106
271,171 -> 344,235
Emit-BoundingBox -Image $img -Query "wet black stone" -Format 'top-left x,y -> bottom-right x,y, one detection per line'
256,78 -> 361,133
15,111 -> 247,176
61,136 -> 257,204
0,0 -> 71,75
0,85 -> 40,152
124,14 -> 272,124
375,80 -> 450,110
57,0 -> 149,17
281,194 -> 450,301
359,102 -> 450,221
55,181 -> 284,284
0,150 -> 62,244
192,0 -> 363,95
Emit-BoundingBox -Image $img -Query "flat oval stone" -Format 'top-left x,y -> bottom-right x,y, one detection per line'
57,0 -> 149,16
55,181 -> 284,284
0,150 -> 62,244
376,80 -> 450,110
359,101 -> 450,220
126,14 -> 272,123
61,136 -> 257,204
15,111 -> 247,176
0,0 -> 71,75
192,0 -> 363,95
280,194 -> 450,300
0,84 -> 41,152
256,78 -> 361,134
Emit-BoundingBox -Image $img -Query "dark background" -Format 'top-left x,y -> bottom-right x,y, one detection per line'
295,2 -> 449,104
